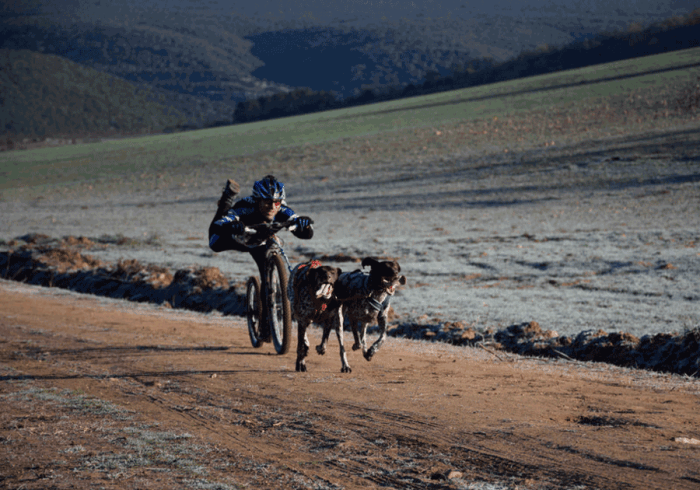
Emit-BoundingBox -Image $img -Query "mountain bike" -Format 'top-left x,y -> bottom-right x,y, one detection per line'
243,219 -> 298,355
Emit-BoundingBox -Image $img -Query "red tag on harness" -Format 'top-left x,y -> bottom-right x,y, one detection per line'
300,260 -> 323,270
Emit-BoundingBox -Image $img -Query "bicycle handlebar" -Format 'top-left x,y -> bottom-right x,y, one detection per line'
244,219 -> 298,236
235,219 -> 301,249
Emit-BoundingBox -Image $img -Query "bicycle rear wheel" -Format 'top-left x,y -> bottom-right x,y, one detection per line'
245,276 -> 264,348
267,253 -> 292,355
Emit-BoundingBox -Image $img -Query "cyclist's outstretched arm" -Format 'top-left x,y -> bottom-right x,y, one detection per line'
278,207 -> 314,239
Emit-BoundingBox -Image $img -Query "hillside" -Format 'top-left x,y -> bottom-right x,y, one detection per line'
228,9 -> 700,126
0,49 -> 184,144
0,15 -> 288,128
1,0 -> 697,132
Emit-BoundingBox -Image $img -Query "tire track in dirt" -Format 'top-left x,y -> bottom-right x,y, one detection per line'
0,338 -> 327,488
281,399 -> 632,489
2,284 -> 699,489
0,326 -> 570,488
0,322 -> 296,478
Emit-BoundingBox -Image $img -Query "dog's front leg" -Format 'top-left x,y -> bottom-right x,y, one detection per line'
316,321 -> 331,356
357,320 -> 371,360
350,317 -> 364,351
364,311 -> 388,361
296,320 -> 310,372
334,308 -> 351,373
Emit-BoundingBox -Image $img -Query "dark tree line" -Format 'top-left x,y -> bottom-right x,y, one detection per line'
226,9 -> 700,127
233,88 -> 338,123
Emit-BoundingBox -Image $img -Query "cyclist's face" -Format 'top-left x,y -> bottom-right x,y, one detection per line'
258,198 -> 282,220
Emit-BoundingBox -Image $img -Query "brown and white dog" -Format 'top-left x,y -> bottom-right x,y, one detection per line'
287,260 -> 347,372
320,257 -> 406,362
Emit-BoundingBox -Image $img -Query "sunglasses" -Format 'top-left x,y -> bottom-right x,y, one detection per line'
261,199 -> 282,207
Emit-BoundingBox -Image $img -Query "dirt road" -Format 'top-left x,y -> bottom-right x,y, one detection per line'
1,281 -> 698,490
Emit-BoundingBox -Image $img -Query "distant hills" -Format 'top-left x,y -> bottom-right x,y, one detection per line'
231,9 -> 700,125
0,10 -> 284,129
0,49 -> 184,140
1,1 -> 699,138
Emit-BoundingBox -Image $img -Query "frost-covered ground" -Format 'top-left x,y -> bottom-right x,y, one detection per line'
2,124 -> 698,338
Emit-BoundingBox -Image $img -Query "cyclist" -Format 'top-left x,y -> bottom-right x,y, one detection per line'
208,174 -> 314,280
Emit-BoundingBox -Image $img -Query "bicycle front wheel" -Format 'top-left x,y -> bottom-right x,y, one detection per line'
245,276 -> 264,348
267,253 -> 292,355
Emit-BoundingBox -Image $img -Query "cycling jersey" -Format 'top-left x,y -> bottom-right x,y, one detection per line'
209,196 -> 312,251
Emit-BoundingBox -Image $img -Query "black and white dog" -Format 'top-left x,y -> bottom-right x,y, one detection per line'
287,260 -> 347,372
318,257 -> 406,362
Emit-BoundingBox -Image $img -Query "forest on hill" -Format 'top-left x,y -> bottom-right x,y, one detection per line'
0,49 -> 184,145
233,9 -> 700,124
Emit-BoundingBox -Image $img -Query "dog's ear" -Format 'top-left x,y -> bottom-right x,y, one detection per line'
399,275 -> 407,286
335,267 -> 342,277
362,257 -> 379,269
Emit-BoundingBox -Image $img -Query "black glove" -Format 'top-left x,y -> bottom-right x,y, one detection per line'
229,221 -> 246,235
249,223 -> 276,240
295,216 -> 314,230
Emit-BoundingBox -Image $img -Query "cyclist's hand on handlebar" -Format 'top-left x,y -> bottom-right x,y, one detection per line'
295,216 -> 314,230
248,223 -> 277,239
230,221 -> 246,235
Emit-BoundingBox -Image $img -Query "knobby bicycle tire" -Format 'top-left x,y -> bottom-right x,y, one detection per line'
267,253 -> 292,355
245,276 -> 264,348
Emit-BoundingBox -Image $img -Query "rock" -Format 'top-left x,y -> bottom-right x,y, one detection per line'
445,470 -> 463,480
674,437 -> 700,445
430,469 -> 463,480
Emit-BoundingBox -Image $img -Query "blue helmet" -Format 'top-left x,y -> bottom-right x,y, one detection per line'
252,175 -> 286,202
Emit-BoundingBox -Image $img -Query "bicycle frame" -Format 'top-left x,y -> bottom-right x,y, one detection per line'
264,237 -> 292,272
247,229 -> 294,355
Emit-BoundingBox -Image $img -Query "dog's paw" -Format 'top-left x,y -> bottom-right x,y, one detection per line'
316,345 -> 326,356
352,343 -> 361,351
296,360 -> 307,372
363,350 -> 375,361
341,365 -> 352,373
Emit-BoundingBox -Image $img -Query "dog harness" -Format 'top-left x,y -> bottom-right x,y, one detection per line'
289,260 -> 331,315
298,260 -> 327,312
299,260 -> 323,270
336,270 -> 389,312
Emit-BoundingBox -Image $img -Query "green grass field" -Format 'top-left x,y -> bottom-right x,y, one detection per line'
2,47 -> 699,200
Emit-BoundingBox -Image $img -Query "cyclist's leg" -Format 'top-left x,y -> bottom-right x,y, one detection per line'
249,246 -> 268,280
208,221 -> 250,253
249,246 -> 271,339
213,179 -> 239,222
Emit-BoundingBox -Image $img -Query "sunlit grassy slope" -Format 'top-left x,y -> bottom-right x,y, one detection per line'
2,46 -> 699,199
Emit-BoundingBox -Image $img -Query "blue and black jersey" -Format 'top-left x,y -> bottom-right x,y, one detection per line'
219,196 -> 296,227
210,196 -> 312,251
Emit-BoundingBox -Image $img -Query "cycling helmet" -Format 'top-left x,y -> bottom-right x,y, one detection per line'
252,175 -> 286,202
